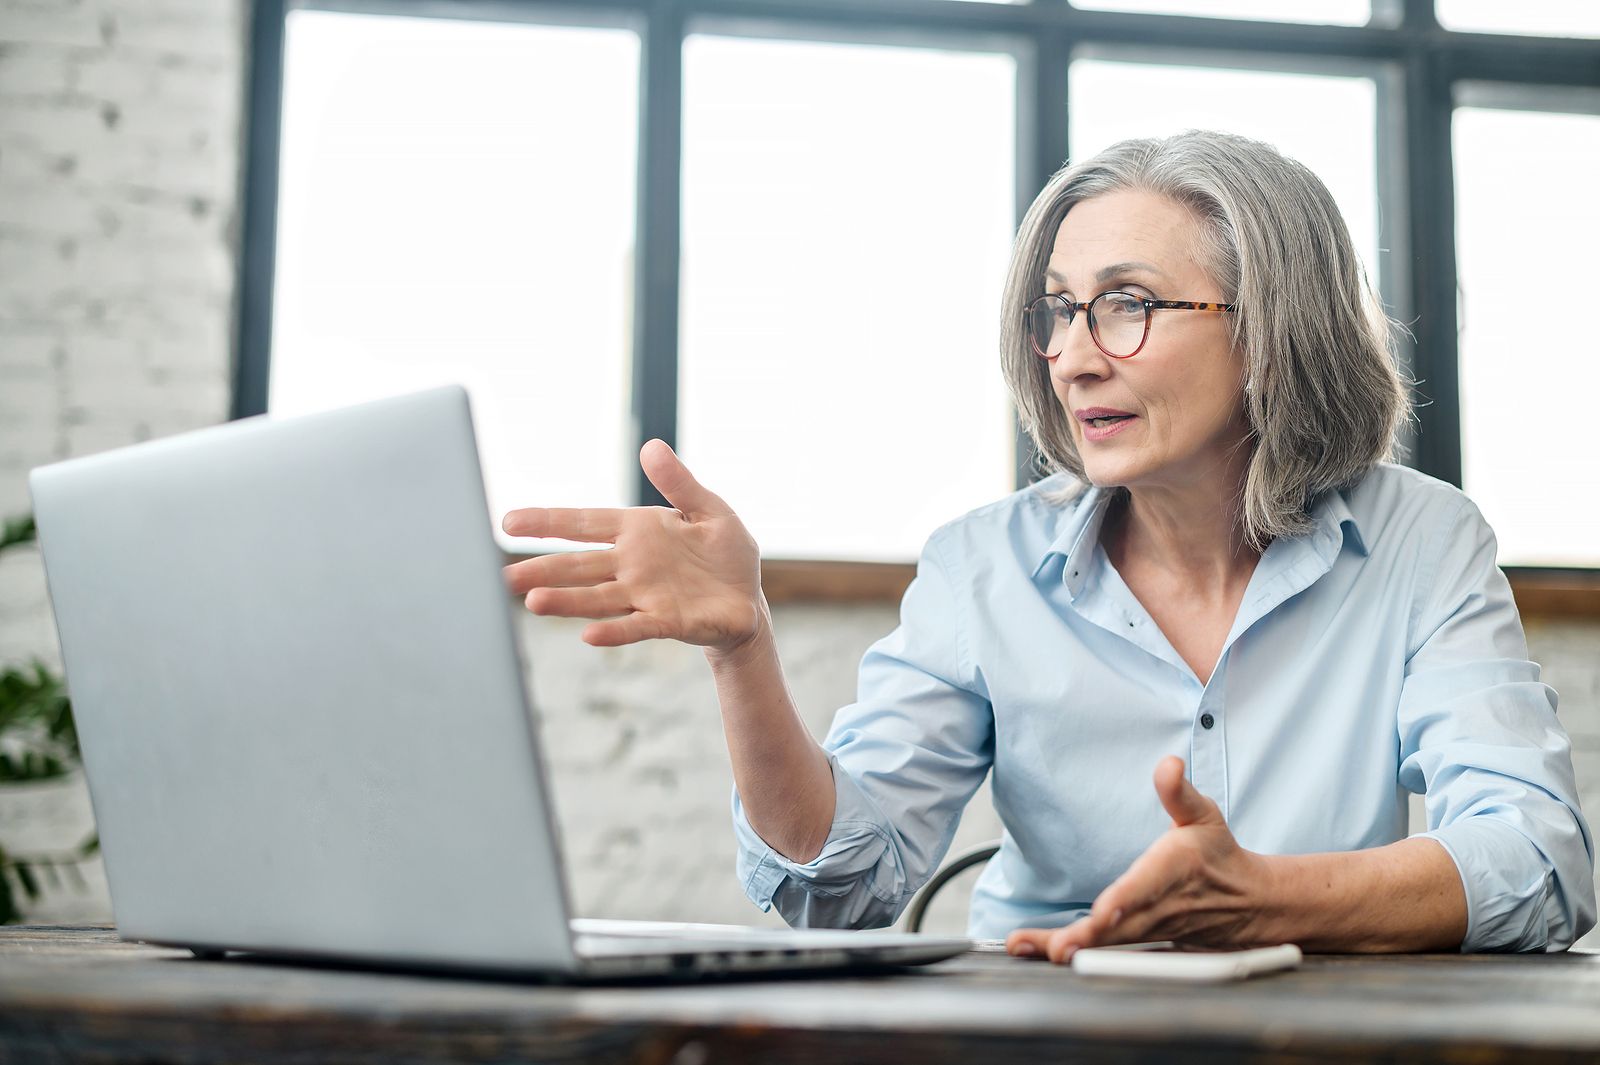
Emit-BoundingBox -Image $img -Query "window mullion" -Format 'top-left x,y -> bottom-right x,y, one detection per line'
633,0 -> 686,508
1402,44 -> 1463,487
234,0 -> 289,421
1014,27 -> 1071,491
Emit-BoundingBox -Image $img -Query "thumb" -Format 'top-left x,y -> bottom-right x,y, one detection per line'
1154,755 -> 1222,828
640,439 -> 732,520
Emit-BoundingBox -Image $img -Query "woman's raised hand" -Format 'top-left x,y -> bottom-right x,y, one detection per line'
501,439 -> 766,653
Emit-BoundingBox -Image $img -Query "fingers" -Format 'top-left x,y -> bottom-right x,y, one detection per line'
502,507 -> 625,542
503,550 -> 617,596
1005,840 -> 1187,964
1003,766 -> 1238,968
523,581 -> 632,620
1008,902 -> 1179,965
513,573 -> 675,649
1045,911 -> 1118,963
1004,926 -> 1055,960
639,439 -> 734,521
1086,871 -> 1169,944
1154,755 -> 1223,827
998,927 -> 1049,959
1092,825 -> 1199,930
1006,911 -> 1115,964
581,614 -> 668,647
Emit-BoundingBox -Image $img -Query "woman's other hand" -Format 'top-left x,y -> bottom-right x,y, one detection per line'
1005,756 -> 1277,963
501,439 -> 765,654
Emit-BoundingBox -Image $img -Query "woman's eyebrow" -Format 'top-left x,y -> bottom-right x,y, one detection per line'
1046,261 -> 1168,288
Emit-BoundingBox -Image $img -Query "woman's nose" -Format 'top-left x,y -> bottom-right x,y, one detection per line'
1048,310 -> 1108,380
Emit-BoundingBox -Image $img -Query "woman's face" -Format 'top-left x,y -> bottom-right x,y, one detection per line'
1042,188 -> 1247,493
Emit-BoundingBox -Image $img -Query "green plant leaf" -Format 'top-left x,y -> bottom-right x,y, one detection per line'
13,862 -> 39,900
0,833 -> 102,921
0,870 -> 18,925
0,518 -> 84,794
0,513 -> 36,553
0,656 -> 79,783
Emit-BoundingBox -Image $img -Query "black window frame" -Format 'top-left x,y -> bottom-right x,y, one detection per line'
234,0 -> 1600,573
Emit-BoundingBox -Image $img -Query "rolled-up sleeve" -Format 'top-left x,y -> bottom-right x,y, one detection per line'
731,528 -> 994,929
1398,495 -> 1596,952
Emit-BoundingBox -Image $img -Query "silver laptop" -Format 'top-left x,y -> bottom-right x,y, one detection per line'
27,384 -> 969,980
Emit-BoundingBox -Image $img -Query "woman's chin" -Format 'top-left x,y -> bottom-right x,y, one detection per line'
1081,459 -> 1143,488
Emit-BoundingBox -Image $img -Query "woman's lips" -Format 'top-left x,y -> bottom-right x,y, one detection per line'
1082,415 -> 1137,442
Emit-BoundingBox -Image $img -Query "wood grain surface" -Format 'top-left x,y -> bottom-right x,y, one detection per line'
4,926 -> 1600,1064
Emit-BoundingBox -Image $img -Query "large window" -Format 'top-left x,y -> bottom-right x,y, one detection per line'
1071,0 -> 1369,25
679,34 -> 1016,561
1070,58 -> 1379,279
1435,1 -> 1600,38
270,10 -> 640,550
1454,95 -> 1600,566
241,1 -> 1600,573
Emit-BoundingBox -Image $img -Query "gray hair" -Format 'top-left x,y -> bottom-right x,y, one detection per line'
999,130 -> 1410,550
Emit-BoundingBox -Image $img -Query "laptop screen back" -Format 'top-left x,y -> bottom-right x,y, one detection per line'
29,386 -> 578,972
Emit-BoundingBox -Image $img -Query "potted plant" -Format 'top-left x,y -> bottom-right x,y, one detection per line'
0,514 -> 100,924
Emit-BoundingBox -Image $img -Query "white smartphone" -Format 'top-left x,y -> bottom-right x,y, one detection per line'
1070,942 -> 1302,981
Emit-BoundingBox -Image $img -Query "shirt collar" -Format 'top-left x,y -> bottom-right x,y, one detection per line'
1030,483 -> 1117,595
1308,484 -> 1369,559
1029,482 -> 1368,590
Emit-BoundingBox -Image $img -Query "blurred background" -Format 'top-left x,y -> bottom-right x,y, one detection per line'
0,0 -> 1596,943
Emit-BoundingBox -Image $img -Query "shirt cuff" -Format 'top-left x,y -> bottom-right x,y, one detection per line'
731,751 -> 907,922
1417,816 -> 1563,952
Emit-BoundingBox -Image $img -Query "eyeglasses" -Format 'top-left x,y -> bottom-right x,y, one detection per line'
1025,290 -> 1237,360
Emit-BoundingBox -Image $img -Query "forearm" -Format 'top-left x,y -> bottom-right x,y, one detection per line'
706,601 -> 835,864
1256,836 -> 1468,952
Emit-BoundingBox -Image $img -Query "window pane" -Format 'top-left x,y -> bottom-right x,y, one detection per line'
1071,0 -> 1369,26
1069,60 -> 1380,290
1455,106 -> 1600,566
680,36 -> 1017,562
272,11 -> 639,550
1436,1 -> 1600,38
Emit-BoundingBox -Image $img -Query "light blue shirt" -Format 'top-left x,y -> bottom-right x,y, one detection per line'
731,464 -> 1596,951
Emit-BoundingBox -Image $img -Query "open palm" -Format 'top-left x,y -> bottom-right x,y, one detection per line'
501,439 -> 765,651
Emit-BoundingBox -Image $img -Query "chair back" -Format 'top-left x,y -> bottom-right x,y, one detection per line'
903,840 -> 1000,933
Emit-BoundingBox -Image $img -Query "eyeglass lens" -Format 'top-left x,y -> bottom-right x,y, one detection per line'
1028,292 -> 1147,358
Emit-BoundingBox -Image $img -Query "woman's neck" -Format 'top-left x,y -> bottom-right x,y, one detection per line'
1102,459 -> 1262,597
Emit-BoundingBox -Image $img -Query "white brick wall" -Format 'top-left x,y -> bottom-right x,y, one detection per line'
0,0 -> 1595,947
0,0 -> 238,525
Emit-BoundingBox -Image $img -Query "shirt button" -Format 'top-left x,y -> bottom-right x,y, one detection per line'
1200,713 -> 1215,729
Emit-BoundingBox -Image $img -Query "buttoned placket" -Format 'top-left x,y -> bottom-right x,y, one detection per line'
1054,499 -> 1350,824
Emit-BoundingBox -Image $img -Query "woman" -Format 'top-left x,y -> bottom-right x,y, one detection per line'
502,131 -> 1595,959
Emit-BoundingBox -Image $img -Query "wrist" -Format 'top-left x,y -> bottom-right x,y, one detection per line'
704,598 -> 773,670
1247,852 -> 1300,945
1246,845 -> 1458,952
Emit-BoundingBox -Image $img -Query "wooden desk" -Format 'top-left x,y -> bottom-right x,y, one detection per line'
4,925 -> 1599,1064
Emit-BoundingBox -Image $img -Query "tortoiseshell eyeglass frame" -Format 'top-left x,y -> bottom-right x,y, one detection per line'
1024,290 -> 1238,360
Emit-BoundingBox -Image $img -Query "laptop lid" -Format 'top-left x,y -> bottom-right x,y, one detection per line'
29,385 -> 581,973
